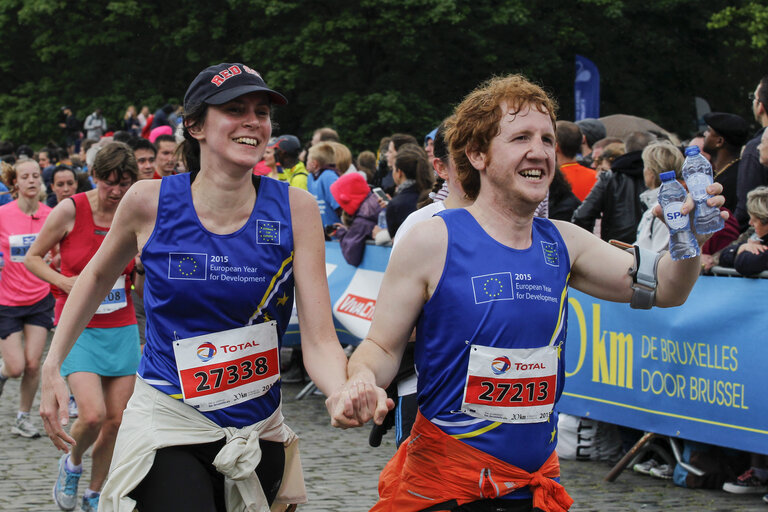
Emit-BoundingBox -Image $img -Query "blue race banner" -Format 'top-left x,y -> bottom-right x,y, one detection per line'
574,55 -> 600,120
560,276 -> 768,454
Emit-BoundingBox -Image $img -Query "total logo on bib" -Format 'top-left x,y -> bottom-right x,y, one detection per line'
173,321 -> 280,412
462,344 -> 558,424
197,342 -> 217,362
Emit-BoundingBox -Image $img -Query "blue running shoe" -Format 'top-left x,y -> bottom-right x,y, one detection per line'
81,493 -> 99,512
53,454 -> 81,511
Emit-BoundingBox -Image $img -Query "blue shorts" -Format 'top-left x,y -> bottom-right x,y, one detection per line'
0,294 -> 54,339
61,324 -> 141,377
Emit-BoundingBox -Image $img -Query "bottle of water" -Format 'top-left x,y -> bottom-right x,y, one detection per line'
681,146 -> 724,234
377,210 -> 387,230
658,171 -> 699,261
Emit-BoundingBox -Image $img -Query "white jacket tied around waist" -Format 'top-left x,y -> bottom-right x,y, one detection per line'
99,378 -> 307,512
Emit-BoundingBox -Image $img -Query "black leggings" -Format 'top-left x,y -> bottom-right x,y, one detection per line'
129,438 -> 284,512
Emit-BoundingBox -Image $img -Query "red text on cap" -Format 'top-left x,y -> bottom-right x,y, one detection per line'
211,65 -> 243,87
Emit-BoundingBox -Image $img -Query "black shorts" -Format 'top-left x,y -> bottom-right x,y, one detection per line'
0,294 -> 54,339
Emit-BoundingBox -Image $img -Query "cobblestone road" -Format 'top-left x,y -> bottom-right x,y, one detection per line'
0,377 -> 764,511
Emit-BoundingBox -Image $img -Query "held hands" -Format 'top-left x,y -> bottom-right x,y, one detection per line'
39,362 -> 76,452
325,378 -> 394,429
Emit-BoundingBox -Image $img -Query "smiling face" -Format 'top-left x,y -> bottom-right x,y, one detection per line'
470,103 -> 555,208
134,148 -> 156,180
191,92 -> 272,172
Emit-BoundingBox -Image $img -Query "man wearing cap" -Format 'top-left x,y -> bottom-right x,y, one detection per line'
273,135 -> 308,190
703,112 -> 749,213
575,118 -> 606,168
735,76 -> 768,231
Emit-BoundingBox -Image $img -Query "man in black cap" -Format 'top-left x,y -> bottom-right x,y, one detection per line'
735,76 -> 768,231
575,118 -> 607,168
703,111 -> 749,212
273,134 -> 308,190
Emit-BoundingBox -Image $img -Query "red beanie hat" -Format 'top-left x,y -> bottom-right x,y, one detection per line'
330,173 -> 371,215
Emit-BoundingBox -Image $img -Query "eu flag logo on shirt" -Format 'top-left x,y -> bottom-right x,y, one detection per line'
541,241 -> 559,267
168,253 -> 208,280
257,220 -> 280,245
471,272 -> 514,304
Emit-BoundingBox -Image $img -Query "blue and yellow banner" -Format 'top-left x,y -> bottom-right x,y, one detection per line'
560,276 -> 768,454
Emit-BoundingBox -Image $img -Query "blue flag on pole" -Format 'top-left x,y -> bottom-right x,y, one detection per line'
574,55 -> 600,120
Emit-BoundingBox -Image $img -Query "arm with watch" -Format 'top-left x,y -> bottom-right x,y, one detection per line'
555,181 -> 727,309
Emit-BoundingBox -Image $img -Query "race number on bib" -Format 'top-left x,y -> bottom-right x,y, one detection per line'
173,321 -> 280,412
9,233 -> 38,262
95,275 -> 127,314
461,344 -> 558,424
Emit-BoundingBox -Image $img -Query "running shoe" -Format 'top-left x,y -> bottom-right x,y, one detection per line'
762,493 -> 768,504
0,375 -> 6,398
722,468 -> 768,494
53,454 -> 81,511
632,458 -> 660,475
648,464 -> 673,480
68,395 -> 79,418
80,494 -> 99,512
11,414 -> 41,438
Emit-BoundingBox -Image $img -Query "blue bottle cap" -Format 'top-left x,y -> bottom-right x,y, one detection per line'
660,171 -> 677,182
684,145 -> 700,156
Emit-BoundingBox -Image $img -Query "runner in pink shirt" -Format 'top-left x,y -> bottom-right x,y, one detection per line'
0,158 -> 53,439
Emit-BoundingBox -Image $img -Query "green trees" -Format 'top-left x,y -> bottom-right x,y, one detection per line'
0,0 -> 765,152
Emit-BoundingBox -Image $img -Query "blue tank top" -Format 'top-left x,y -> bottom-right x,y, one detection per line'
138,174 -> 294,427
415,209 -> 570,497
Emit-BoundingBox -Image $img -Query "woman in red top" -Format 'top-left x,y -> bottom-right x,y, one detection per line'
0,159 -> 53,439
26,142 -> 140,512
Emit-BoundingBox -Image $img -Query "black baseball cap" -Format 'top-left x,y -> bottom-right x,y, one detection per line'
274,135 -> 301,155
703,112 -> 749,148
183,63 -> 288,112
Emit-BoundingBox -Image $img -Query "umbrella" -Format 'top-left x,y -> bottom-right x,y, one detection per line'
598,114 -> 673,141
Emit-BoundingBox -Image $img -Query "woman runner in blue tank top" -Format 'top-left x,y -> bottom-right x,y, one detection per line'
39,63 -> 350,512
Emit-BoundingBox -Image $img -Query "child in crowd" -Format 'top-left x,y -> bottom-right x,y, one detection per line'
330,172 -> 383,266
306,142 -> 342,233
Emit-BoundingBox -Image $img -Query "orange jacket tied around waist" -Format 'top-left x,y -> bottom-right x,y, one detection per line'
371,411 -> 573,512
